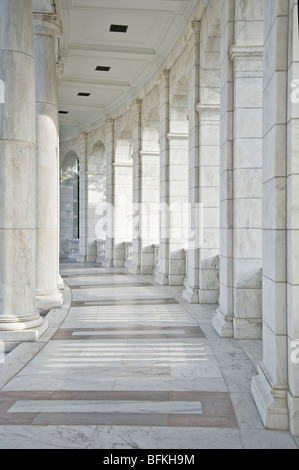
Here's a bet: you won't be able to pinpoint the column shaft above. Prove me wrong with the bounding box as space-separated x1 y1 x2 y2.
156 71 170 286
34 14 63 308
130 100 142 275
184 21 201 304
0 0 43 332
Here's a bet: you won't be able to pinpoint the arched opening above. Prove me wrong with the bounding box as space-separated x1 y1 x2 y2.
60 151 80 259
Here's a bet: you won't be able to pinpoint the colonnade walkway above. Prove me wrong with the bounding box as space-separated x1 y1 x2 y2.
0 263 298 449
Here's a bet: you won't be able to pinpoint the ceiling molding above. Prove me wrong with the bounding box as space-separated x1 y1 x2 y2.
59 100 105 110
60 76 131 90
68 44 156 61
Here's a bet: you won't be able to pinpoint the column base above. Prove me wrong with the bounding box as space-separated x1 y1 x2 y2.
0 317 48 342
251 364 289 431
233 318 262 340
103 259 114 268
58 275 64 290
129 263 141 275
36 290 63 309
212 307 234 338
183 285 199 304
288 393 299 437
155 272 169 286
199 290 219 304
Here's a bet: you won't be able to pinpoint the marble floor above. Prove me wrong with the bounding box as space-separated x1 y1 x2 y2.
0 262 298 449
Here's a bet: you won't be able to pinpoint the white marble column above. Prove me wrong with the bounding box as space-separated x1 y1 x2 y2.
230 45 263 339
214 0 264 338
78 133 88 263
139 150 160 274
252 0 290 432
183 22 201 304
56 62 65 291
197 104 220 304
168 133 189 286
156 71 171 286
130 100 142 275
213 0 235 337
0 0 44 334
104 120 115 267
34 13 63 308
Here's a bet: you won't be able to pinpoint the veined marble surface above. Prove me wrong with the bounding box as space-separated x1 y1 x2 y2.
0 263 297 449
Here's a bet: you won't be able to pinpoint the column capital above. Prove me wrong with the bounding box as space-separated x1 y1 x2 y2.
229 45 263 61
33 13 63 38
105 118 115 129
229 45 264 77
162 69 171 81
185 20 200 44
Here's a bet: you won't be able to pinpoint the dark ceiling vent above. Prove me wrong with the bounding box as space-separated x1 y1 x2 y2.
77 92 91 97
96 66 111 72
59 111 69 114
110 24 128 33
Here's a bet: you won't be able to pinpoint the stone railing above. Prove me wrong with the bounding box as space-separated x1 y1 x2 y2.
153 244 160 276
68 238 79 260
124 242 133 268
96 239 106 265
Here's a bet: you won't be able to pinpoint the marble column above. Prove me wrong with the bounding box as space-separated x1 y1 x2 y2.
213 0 235 337
0 0 44 334
183 21 201 304
130 100 142 275
34 13 63 308
156 71 171 286
78 133 88 263
167 132 189 286
104 120 115 267
197 104 220 304
56 62 65 291
230 45 263 339
139 150 160 274
252 0 290 431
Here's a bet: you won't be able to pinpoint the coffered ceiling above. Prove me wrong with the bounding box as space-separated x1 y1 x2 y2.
56 0 198 139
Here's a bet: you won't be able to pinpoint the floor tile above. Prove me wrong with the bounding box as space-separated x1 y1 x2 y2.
0 262 297 449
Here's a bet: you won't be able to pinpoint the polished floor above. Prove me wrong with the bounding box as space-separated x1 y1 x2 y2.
0 263 298 449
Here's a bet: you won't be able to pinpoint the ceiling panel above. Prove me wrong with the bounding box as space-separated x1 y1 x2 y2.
57 0 198 138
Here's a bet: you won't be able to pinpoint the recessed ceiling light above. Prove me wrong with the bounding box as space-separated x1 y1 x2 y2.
110 24 128 33
96 66 111 72
77 92 91 97
59 111 69 114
